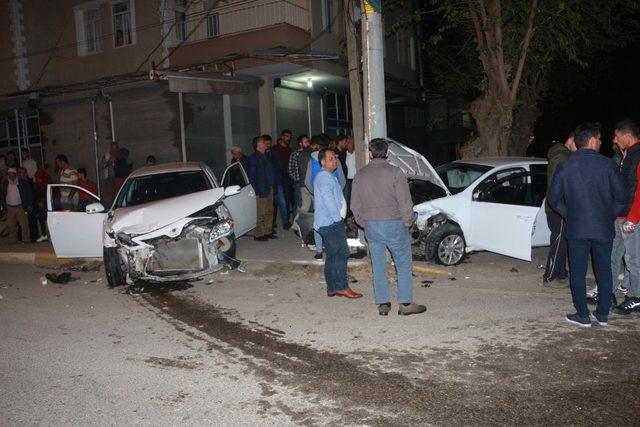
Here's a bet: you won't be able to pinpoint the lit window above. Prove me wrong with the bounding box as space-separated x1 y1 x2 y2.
113 1 133 47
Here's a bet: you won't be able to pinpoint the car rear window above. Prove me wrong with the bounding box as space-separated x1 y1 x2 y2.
114 171 212 208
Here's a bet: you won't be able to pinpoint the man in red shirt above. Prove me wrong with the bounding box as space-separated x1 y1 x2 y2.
76 168 98 211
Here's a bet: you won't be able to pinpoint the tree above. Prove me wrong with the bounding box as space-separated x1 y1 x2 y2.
424 0 640 157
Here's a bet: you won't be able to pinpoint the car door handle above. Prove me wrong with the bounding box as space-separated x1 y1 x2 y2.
516 215 532 221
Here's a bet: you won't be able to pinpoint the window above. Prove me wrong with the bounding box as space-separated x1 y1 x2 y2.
114 171 212 208
436 163 492 194
409 36 416 70
175 0 187 42
222 163 249 188
206 13 219 38
325 92 352 136
84 8 102 53
113 1 133 47
476 172 547 207
322 0 332 31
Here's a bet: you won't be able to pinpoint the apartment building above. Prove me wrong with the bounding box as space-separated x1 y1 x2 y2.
0 0 423 189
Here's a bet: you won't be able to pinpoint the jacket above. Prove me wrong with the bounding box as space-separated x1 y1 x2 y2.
304 151 345 193
248 151 274 198
350 158 414 227
619 142 640 217
545 143 571 213
1 177 34 212
297 147 313 184
547 149 627 240
266 149 283 186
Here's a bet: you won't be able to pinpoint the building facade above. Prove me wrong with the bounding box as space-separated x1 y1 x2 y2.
0 0 423 193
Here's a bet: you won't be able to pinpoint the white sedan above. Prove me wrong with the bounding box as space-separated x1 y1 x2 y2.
393 150 550 265
47 161 256 285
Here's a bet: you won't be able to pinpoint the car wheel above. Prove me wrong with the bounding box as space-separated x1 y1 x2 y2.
103 246 126 287
425 224 466 266
217 233 237 264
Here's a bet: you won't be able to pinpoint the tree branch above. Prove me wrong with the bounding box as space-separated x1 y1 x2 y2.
467 0 491 72
510 0 538 103
491 0 509 96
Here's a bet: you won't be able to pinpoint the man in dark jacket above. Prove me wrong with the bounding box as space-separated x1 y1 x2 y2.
543 133 576 287
248 136 275 241
548 122 627 327
1 167 34 243
611 119 640 315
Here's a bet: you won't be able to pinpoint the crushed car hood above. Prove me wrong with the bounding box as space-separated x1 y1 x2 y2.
108 188 225 235
387 140 450 195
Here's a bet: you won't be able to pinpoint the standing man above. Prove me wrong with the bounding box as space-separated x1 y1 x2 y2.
230 146 249 170
273 131 293 227
100 141 119 206
1 168 33 243
351 138 426 316
20 149 38 180
264 134 289 231
288 135 309 226
314 148 362 299
611 119 640 315
54 154 78 209
248 136 275 241
543 133 577 287
344 138 357 215
548 123 627 327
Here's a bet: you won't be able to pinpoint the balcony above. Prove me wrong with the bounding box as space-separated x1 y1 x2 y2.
171 0 310 46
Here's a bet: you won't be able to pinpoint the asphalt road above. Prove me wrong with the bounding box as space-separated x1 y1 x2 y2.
1 249 639 425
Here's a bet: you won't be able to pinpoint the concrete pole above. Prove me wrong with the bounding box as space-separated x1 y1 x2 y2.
344 0 366 170
360 0 387 154
91 98 101 196
178 92 187 162
14 109 22 167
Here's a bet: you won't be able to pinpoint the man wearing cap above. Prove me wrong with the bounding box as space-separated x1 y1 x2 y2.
0 167 33 243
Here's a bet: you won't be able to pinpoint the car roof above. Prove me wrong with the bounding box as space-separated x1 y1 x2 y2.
450 157 547 168
128 162 207 178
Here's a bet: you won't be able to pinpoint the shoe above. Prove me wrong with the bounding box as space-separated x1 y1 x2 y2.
587 293 617 308
328 288 363 299
613 296 640 315
617 284 629 296
590 312 609 326
565 313 591 328
314 253 323 260
253 236 268 242
398 303 427 316
586 286 598 299
36 234 49 242
283 222 292 230
378 303 391 316
543 277 569 289
266 233 278 239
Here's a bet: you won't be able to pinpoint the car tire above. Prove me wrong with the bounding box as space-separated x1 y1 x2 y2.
103 246 126 287
425 224 466 266
217 233 237 265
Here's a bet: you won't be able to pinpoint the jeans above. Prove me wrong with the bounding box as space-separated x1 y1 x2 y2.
344 179 353 216
255 189 274 237
568 238 613 318
618 219 640 297
611 219 630 291
365 220 414 305
314 230 323 254
292 183 302 220
273 185 289 227
317 221 349 294
543 210 568 282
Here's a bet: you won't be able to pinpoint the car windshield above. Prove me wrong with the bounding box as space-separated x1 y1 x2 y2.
436 163 492 194
114 170 212 208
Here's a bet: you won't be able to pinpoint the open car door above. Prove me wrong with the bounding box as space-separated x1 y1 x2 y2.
221 162 256 237
47 184 107 258
468 171 547 261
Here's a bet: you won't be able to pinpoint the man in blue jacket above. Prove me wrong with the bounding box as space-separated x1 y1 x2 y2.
248 136 275 241
548 122 627 327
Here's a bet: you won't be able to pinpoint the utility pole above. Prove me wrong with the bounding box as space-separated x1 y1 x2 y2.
360 0 387 149
343 0 365 169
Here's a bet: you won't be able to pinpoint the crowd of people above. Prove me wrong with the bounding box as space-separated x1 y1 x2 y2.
544 119 640 327
243 131 425 315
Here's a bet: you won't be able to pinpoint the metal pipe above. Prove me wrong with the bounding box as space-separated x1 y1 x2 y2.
178 92 187 162
91 98 101 196
320 96 325 133
306 94 312 136
222 94 233 165
109 99 116 142
14 109 22 167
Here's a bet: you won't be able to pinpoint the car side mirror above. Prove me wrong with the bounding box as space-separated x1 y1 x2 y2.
86 202 105 214
224 185 240 197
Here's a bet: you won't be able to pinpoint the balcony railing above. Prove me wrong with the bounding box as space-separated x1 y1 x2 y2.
170 0 309 46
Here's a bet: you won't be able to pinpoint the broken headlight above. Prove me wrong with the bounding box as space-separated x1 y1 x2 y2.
116 232 136 247
209 218 233 242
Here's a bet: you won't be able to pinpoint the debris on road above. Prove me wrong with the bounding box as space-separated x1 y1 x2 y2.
510 267 519 273
40 276 48 286
449 277 457 281
45 272 73 284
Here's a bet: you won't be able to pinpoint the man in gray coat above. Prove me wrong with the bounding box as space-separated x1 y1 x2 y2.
351 138 426 316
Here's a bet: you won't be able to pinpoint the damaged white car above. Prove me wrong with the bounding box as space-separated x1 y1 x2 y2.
389 144 550 265
47 162 256 286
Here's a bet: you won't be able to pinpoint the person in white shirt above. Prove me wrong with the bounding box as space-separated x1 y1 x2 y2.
20 149 38 180
344 138 357 215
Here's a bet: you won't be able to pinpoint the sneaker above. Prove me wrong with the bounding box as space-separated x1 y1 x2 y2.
253 236 268 242
590 312 609 326
314 253 323 260
565 313 591 328
283 222 292 230
586 286 598 299
587 293 617 308
35 234 49 242
613 296 640 315
398 303 427 316
265 233 278 239
378 303 391 316
617 284 629 296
